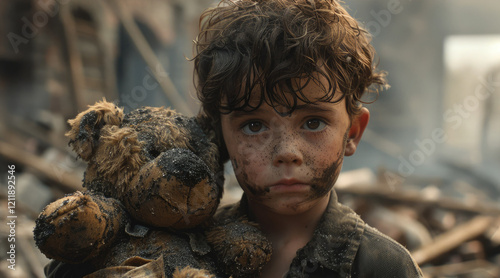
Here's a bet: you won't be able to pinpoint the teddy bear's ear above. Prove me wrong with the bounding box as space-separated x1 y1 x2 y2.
66 99 124 161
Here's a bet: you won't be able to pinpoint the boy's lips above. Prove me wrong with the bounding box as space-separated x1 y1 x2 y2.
268 178 310 193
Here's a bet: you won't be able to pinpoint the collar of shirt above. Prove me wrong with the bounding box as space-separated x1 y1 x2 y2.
287 190 365 277
215 190 365 277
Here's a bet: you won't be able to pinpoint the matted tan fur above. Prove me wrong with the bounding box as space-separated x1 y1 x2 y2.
95 125 145 193
173 266 215 278
66 99 124 161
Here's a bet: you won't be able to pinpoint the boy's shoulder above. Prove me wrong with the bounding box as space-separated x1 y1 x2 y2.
352 223 424 277
295 198 423 277
327 197 423 277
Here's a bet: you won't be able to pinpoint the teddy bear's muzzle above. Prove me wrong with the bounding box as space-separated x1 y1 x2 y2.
124 148 221 230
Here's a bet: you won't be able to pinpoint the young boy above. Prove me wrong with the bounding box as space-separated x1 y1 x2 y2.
194 0 424 277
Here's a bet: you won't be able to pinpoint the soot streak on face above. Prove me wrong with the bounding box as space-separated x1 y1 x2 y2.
308 153 343 199
306 128 349 201
231 156 268 197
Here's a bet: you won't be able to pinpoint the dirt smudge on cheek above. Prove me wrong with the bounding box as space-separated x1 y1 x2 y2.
231 131 275 198
230 155 270 197
239 171 269 197
308 128 350 199
308 139 346 201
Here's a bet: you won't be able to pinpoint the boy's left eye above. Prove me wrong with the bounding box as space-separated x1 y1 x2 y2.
242 121 268 135
303 119 326 131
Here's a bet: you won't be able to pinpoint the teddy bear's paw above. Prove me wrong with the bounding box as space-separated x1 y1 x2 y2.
33 191 125 263
173 266 215 278
125 148 221 230
206 221 272 278
66 99 124 161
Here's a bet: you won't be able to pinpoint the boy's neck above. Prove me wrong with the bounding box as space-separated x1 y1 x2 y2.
247 192 331 278
247 192 331 242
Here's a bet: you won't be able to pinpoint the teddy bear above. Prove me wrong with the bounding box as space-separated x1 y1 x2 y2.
33 99 272 278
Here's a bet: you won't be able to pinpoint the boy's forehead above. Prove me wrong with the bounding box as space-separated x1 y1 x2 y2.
224 97 347 123
223 88 345 118
223 69 340 108
234 66 338 97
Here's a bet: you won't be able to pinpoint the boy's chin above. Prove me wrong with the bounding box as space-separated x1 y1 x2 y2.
256 193 330 216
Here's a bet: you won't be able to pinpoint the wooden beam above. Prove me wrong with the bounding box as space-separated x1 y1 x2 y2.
336 184 500 216
60 4 87 113
411 215 496 265
0 140 81 192
421 259 500 277
109 0 194 116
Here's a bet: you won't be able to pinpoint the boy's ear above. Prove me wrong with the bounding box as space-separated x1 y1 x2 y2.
345 107 370 156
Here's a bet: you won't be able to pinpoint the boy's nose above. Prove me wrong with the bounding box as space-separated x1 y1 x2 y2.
272 138 303 166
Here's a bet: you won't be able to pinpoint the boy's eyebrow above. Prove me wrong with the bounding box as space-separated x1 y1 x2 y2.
294 103 334 113
227 109 264 120
227 103 334 120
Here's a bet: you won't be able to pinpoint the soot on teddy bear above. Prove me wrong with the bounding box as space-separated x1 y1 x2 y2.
33 100 272 278
66 102 223 229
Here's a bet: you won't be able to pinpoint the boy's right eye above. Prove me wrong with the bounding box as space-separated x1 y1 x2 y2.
242 121 268 135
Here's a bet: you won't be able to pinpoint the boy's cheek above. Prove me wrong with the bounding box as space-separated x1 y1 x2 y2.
233 140 272 166
230 155 256 175
235 136 272 155
240 159 266 179
310 153 344 190
233 163 269 196
231 156 268 185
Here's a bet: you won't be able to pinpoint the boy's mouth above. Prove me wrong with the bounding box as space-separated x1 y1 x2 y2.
268 178 310 193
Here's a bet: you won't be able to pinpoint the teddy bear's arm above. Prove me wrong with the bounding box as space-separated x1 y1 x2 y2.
206 220 272 278
34 191 128 264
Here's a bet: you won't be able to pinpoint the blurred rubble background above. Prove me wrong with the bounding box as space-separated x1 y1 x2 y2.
0 0 499 277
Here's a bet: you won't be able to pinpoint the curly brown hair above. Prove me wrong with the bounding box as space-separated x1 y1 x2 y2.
193 0 387 157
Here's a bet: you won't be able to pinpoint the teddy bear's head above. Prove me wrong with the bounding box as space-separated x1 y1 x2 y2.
65 100 223 229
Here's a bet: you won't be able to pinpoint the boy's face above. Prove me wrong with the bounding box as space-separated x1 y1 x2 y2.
220 77 369 216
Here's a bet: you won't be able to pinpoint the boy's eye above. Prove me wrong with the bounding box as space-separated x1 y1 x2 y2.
303 119 326 131
242 121 268 135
